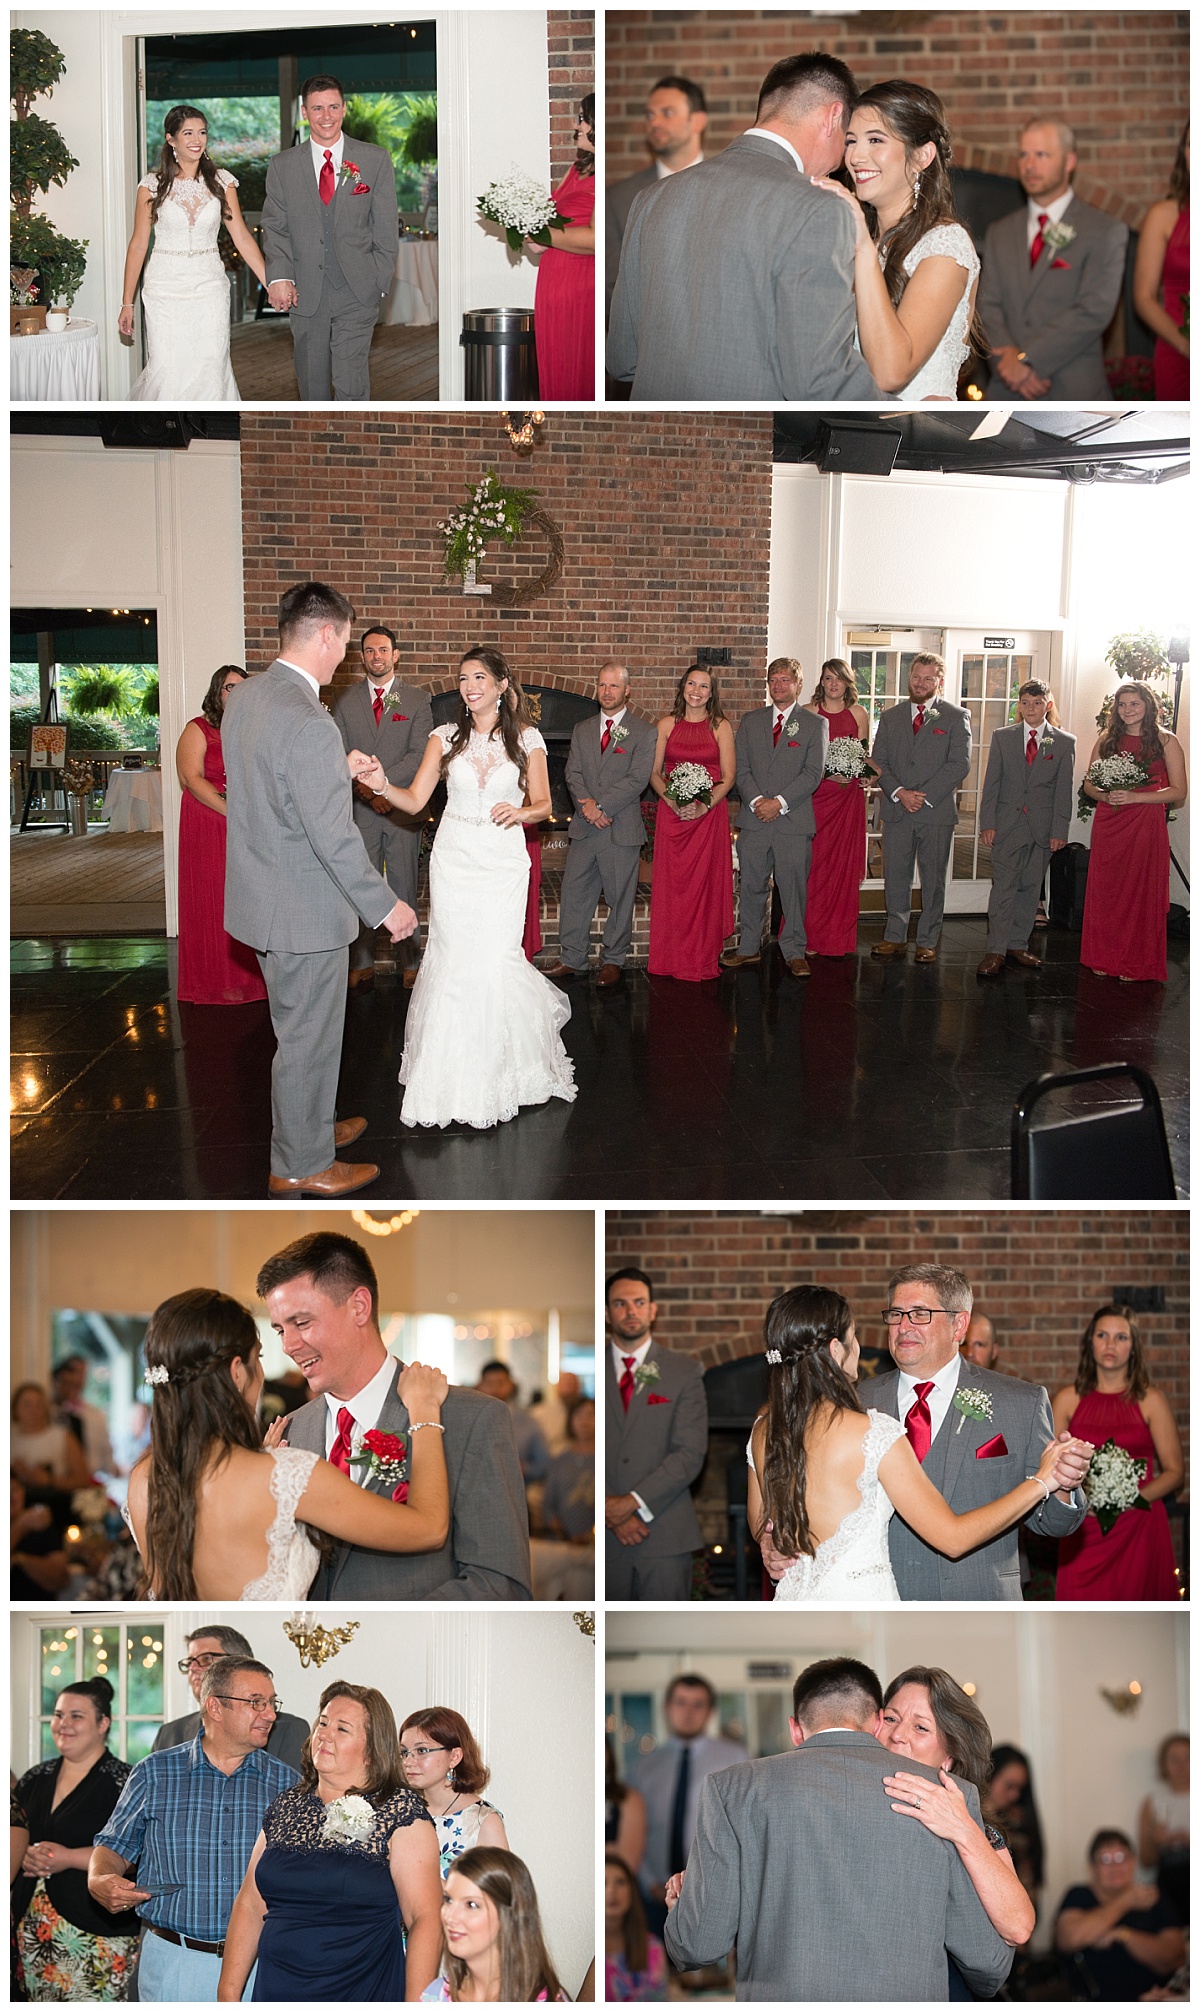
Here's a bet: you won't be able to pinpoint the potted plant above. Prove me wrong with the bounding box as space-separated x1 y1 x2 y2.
10 28 88 324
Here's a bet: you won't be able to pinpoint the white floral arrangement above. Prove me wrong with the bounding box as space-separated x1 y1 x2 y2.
477 167 568 252
1077 752 1151 823
438 470 536 584
663 761 713 810
1084 1435 1149 1535
824 738 868 782
322 1794 377 1847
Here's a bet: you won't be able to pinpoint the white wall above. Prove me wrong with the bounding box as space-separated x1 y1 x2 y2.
11 433 245 934
12 1606 596 1993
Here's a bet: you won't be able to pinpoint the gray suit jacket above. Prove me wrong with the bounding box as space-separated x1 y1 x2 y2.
629 1733 749 1892
331 675 434 837
979 193 1127 399
564 710 656 848
980 722 1076 845
262 139 399 312
605 164 657 316
284 1379 532 1601
664 1731 1014 2001
735 705 828 846
872 699 972 830
222 662 396 954
874 1362 1086 1600
153 1709 309 1775
606 135 879 400
605 1343 707 1563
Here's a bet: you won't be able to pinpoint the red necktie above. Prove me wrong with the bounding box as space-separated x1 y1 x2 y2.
772 713 783 747
330 1406 355 1475
1026 729 1038 766
619 1356 636 1412
912 706 925 736
600 718 612 754
1029 210 1049 267
373 687 385 726
320 150 335 206
905 1382 936 1463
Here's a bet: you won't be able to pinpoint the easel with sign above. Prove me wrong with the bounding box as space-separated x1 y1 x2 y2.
20 689 69 832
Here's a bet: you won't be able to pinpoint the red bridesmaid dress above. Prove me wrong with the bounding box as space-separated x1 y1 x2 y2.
177 718 267 1004
648 720 734 981
533 164 595 399
523 831 543 960
1079 736 1171 981
1055 1390 1178 1600
1154 205 1190 401
805 707 867 956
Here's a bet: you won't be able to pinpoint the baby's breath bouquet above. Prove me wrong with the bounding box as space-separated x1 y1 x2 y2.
1076 752 1150 823
477 167 569 252
663 761 713 811
1084 1436 1149 1536
824 738 868 783
438 470 536 584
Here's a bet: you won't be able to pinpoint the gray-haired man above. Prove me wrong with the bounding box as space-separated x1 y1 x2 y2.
154 1628 310 1772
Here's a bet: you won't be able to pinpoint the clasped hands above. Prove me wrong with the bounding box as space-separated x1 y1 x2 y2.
991 345 1051 399
579 797 612 829
343 751 418 941
267 279 299 312
605 1492 649 1546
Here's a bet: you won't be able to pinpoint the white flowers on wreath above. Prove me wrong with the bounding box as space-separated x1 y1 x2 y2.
322 1794 377 1847
437 470 537 584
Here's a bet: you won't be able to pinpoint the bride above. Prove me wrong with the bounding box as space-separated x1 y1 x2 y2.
125 1287 449 1599
746 1286 1085 1602
357 647 577 1131
811 81 981 400
120 105 266 401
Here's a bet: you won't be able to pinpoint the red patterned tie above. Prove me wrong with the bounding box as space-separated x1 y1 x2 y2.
330 1406 355 1475
905 1382 936 1463
772 712 783 747
320 149 335 205
619 1356 636 1412
1026 729 1038 766
912 705 925 737
373 687 385 726
600 718 612 754
1029 210 1049 267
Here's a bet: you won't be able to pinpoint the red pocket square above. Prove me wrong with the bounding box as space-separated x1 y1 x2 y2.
975 1433 1009 1459
392 713 408 722
354 184 371 195
646 1392 671 1406
933 727 946 736
1051 257 1070 269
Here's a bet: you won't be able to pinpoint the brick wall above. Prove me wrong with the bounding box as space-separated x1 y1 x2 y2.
605 10 1190 220
606 1209 1190 1474
548 10 596 185
239 413 774 715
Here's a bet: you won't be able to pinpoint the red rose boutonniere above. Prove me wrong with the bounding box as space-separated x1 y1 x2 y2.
351 1427 409 1496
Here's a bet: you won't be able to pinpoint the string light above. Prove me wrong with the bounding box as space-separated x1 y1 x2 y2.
350 1209 420 1237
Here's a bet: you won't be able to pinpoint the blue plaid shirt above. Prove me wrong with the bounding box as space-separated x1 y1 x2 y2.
94 1732 297 1942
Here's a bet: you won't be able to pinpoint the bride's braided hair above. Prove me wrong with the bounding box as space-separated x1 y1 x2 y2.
141 1288 263 1600
758 1285 863 1561
441 646 534 790
149 106 231 225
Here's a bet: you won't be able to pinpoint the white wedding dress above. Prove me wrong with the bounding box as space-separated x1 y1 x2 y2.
749 1409 905 1602
861 221 980 401
124 1445 321 1600
400 724 577 1129
131 169 239 401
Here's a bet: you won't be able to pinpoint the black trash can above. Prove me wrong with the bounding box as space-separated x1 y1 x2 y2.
460 308 539 400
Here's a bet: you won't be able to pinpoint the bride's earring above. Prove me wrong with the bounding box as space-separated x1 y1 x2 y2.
910 171 921 204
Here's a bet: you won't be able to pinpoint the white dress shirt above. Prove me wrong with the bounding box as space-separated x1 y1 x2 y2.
744 127 805 175
611 1336 655 1520
278 656 320 697
655 154 705 179
898 1351 963 1447
1026 188 1073 249
310 133 346 190
600 704 628 734
369 672 396 709
322 1351 400 1475
750 708 793 815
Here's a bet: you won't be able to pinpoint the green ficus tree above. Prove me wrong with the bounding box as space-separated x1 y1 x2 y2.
10 27 88 309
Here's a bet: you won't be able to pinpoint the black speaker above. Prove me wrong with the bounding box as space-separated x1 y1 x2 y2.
816 423 902 476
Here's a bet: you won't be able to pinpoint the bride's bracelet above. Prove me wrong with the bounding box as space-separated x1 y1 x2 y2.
409 1420 445 1434
1026 1473 1052 1501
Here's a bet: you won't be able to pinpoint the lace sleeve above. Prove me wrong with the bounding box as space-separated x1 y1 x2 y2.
520 726 547 756
903 223 979 280
268 1444 322 1519
864 1409 908 1471
215 169 239 190
378 1787 436 1836
137 172 158 194
432 722 456 752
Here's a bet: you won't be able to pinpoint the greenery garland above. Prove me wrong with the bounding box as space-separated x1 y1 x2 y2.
438 471 565 606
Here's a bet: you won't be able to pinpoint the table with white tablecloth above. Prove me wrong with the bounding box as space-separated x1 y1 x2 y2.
103 768 163 833
384 239 439 326
10 319 101 401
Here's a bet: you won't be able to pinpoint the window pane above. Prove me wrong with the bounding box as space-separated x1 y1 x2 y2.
41 1626 79 1714
961 654 984 698
716 1690 748 1749
83 1626 120 1690
41 1722 58 1761
985 655 1011 698
126 1628 165 1717
125 1721 160 1765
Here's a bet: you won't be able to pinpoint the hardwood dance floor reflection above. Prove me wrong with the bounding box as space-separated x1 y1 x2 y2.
229 320 439 400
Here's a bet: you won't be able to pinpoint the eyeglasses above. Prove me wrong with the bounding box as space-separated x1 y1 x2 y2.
178 1653 225 1674
1095 1851 1132 1865
881 1306 948 1326
213 1694 281 1714
398 1744 448 1760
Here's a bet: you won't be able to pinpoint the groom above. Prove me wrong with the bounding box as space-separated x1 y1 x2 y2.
261 1231 533 1601
606 52 879 399
262 74 399 400
664 1656 1013 2001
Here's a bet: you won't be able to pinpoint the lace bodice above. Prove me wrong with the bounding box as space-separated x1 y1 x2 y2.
751 1408 905 1603
241 1446 322 1601
882 222 979 401
262 1784 432 1858
139 169 236 255
432 723 546 823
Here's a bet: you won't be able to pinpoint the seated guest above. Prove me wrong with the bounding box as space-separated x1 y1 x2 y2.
10 1473 70 1600
11 1384 91 1491
476 1362 550 1484
154 1625 310 1772
13 1677 139 2003
604 1742 646 1873
51 1357 116 1480
421 1847 568 2001
543 1398 595 1542
530 1372 581 1457
605 1852 667 2001
1139 1735 1189 1925
1055 1827 1185 1999
399 1707 509 1874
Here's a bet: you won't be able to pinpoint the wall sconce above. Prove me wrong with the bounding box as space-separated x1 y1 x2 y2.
284 1614 360 1668
1100 1681 1142 1715
351 1209 421 1237
501 409 545 455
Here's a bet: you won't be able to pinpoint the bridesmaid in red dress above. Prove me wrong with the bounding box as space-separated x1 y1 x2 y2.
648 666 736 981
1079 683 1188 982
531 98 596 399
523 833 543 961
1051 1302 1183 1601
803 657 873 956
1133 123 1190 400
175 665 267 1005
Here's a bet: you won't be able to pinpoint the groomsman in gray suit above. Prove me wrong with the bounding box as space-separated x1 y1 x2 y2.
605 76 708 316
332 626 434 992
223 582 416 1198
871 654 971 962
979 119 1127 401
607 53 879 399
262 75 400 400
664 1657 1014 2001
723 659 827 978
977 680 1076 978
545 662 656 989
605 1269 707 1600
264 1232 533 1601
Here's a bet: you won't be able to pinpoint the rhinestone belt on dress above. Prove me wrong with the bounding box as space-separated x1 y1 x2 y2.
152 247 221 257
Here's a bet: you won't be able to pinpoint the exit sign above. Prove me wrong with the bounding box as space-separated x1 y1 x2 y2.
984 636 1015 649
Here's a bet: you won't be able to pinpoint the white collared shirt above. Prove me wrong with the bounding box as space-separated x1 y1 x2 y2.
1022 718 1051 751
278 656 320 697
898 1351 963 1447
1026 188 1073 249
749 708 793 815
309 133 346 189
654 153 705 179
744 127 805 175
369 673 396 707
611 1337 654 1520
322 1352 400 1475
601 705 627 733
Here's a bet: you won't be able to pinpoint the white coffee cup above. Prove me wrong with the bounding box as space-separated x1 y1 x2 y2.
46 308 69 332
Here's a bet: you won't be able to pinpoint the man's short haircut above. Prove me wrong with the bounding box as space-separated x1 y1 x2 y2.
257 1231 380 1321
278 581 354 645
52 1356 86 1378
1022 115 1076 154
889 1263 973 1318
910 651 947 681
479 1359 511 1380
361 624 398 652
188 1624 254 1658
199 1656 274 1706
302 74 345 103
757 52 858 125
598 660 631 685
605 1267 654 1303
666 1672 717 1710
791 1656 883 1726
651 74 707 115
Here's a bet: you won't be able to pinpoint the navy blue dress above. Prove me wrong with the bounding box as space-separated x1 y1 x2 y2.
253 1785 433 2002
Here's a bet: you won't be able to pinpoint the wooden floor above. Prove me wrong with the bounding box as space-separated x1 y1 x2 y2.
229 319 440 401
11 829 166 935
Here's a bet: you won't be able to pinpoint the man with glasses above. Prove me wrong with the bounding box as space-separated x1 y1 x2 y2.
154 1628 309 1772
89 1656 297 2000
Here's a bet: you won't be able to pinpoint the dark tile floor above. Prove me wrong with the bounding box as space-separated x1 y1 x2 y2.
10 923 1189 1201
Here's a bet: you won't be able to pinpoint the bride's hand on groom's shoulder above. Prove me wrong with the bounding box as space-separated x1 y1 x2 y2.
398 1359 449 1420
809 176 871 247
262 1415 290 1450
664 1872 685 1910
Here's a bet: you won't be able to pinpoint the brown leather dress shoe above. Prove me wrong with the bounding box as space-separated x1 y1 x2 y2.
596 963 623 988
1006 949 1043 968
871 940 906 959
720 949 760 969
543 961 585 981
334 1116 368 1149
977 953 1006 979
347 966 374 991
268 1160 379 1199
787 956 812 979
913 945 938 963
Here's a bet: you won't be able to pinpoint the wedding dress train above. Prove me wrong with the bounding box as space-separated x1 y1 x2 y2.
751 1409 906 1602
